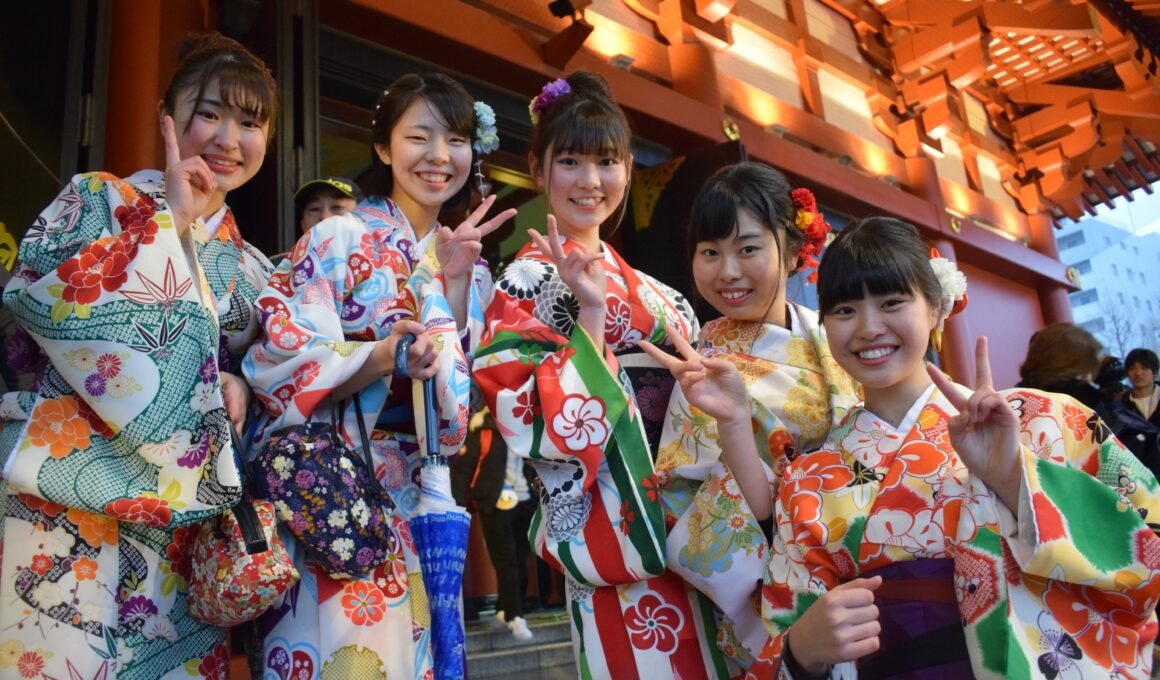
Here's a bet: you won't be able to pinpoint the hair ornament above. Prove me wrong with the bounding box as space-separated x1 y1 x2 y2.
472 101 500 156
789 187 832 283
529 78 572 125
928 248 968 350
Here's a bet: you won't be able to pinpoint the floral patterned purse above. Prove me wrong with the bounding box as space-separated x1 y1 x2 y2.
251 395 397 579
187 429 300 626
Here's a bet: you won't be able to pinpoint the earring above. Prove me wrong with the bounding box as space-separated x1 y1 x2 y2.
930 328 943 352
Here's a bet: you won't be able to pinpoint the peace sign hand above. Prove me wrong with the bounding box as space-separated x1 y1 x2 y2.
160 114 216 237
527 215 606 310
640 325 748 425
436 194 517 281
927 336 1023 509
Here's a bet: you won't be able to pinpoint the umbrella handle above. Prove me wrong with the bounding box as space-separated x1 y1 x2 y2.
394 331 442 460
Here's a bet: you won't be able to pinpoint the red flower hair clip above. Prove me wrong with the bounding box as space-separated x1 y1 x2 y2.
789 187 832 283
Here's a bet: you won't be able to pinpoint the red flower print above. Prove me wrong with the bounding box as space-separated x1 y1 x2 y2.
57 240 131 304
16 651 45 678
72 556 98 581
27 396 92 459
20 494 66 517
512 391 537 426
95 353 122 379
29 553 53 576
342 581 386 626
625 593 684 654
787 451 854 494
604 297 632 346
619 500 635 536
642 474 658 503
197 643 230 680
1043 579 1147 668
165 524 198 581
103 496 172 527
952 544 1001 624
1062 402 1088 441
114 198 157 235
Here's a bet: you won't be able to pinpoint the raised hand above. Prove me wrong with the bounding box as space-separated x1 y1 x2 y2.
436 194 517 281
640 326 748 425
527 215 606 310
789 576 883 675
927 336 1022 509
160 114 216 236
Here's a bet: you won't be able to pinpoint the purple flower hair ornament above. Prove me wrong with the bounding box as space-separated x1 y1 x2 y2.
528 78 572 124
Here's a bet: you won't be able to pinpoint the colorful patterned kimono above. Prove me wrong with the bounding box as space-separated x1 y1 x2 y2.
474 238 720 679
656 305 859 671
748 385 1160 679
0 170 272 679
242 196 483 680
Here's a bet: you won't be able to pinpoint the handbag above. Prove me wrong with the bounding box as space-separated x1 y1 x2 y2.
187 428 300 626
251 394 396 579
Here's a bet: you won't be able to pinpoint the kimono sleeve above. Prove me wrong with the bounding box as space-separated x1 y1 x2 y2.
995 389 1160 593
747 460 854 680
473 275 666 587
242 215 390 433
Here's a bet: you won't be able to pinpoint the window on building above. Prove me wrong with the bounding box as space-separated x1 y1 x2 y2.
1118 292 1125 304
1106 237 1113 246
1149 300 1155 312
1075 259 1092 275
1112 264 1119 276
1057 232 1085 250
1135 296 1141 306
1134 246 1140 255
1121 242 1127 250
1081 318 1106 333
1070 289 1099 306
1128 268 1134 279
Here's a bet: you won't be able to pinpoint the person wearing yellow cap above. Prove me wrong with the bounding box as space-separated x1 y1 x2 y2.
295 175 365 233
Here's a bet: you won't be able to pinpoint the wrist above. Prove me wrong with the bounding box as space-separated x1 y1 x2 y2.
784 629 831 679
373 339 396 376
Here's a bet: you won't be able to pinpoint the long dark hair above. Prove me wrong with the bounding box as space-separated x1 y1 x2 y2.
528 71 633 234
365 73 476 211
817 216 941 320
162 33 278 142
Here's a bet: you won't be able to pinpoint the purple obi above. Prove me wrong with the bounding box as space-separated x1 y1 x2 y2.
857 558 972 680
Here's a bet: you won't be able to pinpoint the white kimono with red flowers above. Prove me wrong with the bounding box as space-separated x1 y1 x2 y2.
1 170 271 680
474 238 743 679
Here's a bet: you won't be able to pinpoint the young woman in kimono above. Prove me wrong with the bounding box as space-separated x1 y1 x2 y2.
242 72 514 679
0 34 277 679
472 71 710 679
742 217 1160 679
638 162 860 673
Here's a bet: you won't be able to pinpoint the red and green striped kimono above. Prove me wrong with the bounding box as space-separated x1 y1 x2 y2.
475 237 731 679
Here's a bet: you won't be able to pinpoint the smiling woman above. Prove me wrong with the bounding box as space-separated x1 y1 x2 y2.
0 32 277 679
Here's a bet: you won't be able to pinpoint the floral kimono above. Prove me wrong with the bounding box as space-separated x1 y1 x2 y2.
655 305 859 671
0 170 272 679
242 196 484 680
748 385 1160 679
474 238 718 679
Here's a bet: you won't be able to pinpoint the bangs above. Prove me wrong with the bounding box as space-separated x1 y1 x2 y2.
818 230 925 314
422 87 474 137
687 184 742 257
551 103 630 158
207 60 277 122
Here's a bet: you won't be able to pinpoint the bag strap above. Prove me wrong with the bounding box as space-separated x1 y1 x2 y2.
352 392 375 480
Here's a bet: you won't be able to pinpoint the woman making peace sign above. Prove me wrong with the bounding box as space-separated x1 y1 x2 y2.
1 34 276 678
742 217 1160 679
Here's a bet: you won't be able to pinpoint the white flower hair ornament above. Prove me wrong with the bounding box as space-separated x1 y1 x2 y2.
928 248 968 352
472 100 500 195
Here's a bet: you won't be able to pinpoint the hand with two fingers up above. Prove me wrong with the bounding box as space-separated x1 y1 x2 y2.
436 193 517 281
160 114 217 236
927 336 1023 510
639 325 748 426
527 216 608 347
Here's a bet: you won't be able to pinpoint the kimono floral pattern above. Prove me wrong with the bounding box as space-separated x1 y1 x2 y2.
655 307 859 670
244 196 487 680
747 387 1160 680
475 238 732 680
1 170 272 679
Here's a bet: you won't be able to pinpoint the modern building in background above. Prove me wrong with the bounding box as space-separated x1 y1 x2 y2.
1056 217 1160 357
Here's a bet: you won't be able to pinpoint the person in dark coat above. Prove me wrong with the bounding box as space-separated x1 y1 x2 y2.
453 408 537 641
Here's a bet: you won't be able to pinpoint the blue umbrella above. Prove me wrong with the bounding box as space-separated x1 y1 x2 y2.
398 334 471 680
